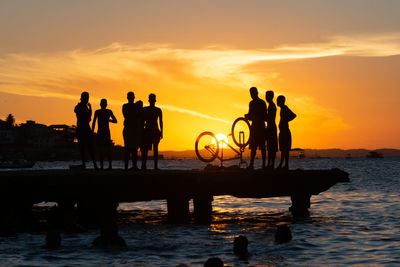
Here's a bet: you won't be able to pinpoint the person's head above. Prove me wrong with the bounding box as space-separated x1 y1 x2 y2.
275 225 292 243
149 93 156 105
277 95 285 107
80 91 89 104
250 87 258 100
204 257 223 267
100 99 107 109
266 90 274 102
137 100 143 108
127 91 135 102
233 235 248 256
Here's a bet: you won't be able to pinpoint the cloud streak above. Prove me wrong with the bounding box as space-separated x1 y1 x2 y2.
2 32 400 88
1 32 399 125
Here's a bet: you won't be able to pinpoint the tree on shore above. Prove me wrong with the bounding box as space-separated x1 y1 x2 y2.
6 114 15 127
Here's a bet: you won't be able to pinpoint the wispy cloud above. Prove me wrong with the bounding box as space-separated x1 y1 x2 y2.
160 104 231 124
1 32 399 124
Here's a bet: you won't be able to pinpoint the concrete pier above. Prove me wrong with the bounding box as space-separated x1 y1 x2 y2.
0 168 349 225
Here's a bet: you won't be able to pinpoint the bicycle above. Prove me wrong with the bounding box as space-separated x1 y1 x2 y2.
195 117 251 167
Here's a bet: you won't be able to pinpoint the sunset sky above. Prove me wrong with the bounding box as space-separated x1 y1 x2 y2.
1 0 399 150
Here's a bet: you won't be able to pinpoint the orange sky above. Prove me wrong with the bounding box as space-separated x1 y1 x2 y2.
0 1 399 150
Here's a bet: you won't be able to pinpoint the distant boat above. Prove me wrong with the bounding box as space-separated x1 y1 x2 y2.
345 153 352 159
0 159 36 169
366 151 384 158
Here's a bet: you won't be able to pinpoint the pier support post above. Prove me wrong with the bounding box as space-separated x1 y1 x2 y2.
0 200 33 234
77 199 103 229
58 200 78 232
193 195 213 224
93 200 126 248
167 197 190 223
290 193 311 217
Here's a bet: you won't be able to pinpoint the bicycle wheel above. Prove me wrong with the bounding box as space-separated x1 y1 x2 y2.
231 117 251 148
195 132 219 162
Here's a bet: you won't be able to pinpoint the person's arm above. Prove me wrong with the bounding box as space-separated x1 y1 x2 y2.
245 102 252 120
91 111 97 132
264 102 268 122
122 104 127 118
110 110 117 123
287 107 296 122
88 103 92 116
159 109 163 139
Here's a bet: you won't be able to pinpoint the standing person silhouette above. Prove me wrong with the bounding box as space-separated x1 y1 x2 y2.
74 91 98 169
265 90 278 170
277 95 296 170
245 87 267 170
122 92 143 170
92 99 117 170
141 93 163 170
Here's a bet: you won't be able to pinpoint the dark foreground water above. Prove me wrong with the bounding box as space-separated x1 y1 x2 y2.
1 158 399 266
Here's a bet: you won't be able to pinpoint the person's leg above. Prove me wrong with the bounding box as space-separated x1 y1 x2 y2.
132 149 138 169
277 151 284 168
284 151 289 170
141 149 148 170
107 146 112 170
79 141 86 168
270 151 276 169
154 144 159 170
124 148 130 170
261 148 266 169
88 138 98 169
249 148 256 169
99 146 104 170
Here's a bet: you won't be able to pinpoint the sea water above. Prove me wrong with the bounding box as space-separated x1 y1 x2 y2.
0 157 399 266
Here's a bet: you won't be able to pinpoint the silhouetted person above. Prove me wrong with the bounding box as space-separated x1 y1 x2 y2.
204 257 224 267
277 95 296 170
92 99 117 170
233 235 248 259
265 90 278 170
245 87 267 169
122 92 143 170
141 94 163 170
74 92 97 169
275 225 292 243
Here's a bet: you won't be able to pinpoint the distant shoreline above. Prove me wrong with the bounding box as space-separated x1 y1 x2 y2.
159 148 400 159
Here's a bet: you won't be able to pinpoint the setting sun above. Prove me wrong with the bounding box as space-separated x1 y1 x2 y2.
213 133 229 148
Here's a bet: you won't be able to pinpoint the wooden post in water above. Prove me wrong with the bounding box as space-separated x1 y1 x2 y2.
93 199 126 247
290 193 311 217
167 197 190 223
57 199 77 232
77 199 103 229
193 195 213 224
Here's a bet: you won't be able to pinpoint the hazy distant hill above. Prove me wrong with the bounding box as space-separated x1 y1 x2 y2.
302 148 400 158
160 148 400 159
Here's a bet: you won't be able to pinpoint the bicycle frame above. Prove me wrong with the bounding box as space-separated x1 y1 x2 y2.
216 133 247 167
195 117 250 168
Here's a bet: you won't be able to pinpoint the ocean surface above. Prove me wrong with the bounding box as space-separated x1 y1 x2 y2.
0 157 399 266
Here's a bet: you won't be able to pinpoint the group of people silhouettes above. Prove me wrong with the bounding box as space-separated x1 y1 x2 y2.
74 91 163 170
245 87 296 170
74 87 294 171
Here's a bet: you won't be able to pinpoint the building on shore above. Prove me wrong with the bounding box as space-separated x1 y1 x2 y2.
0 120 80 161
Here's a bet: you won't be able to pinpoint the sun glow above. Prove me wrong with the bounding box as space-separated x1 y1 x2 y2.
212 133 229 148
